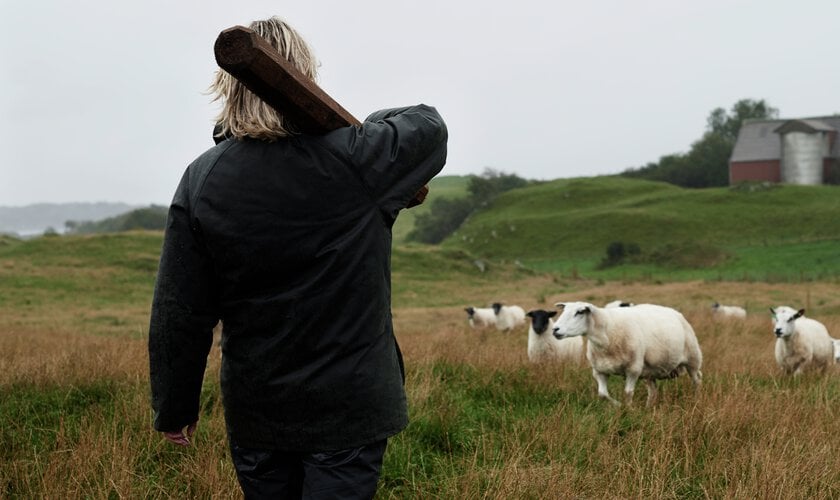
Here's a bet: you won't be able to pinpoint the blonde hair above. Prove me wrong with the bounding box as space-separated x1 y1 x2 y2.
210 16 319 141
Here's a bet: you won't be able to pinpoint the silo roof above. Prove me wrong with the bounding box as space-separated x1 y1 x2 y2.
774 119 835 134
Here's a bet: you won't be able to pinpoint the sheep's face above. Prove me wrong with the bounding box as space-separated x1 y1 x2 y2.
464 307 475 317
552 302 592 339
526 309 556 335
770 306 804 338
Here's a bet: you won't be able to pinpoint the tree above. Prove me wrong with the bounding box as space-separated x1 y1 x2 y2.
707 99 779 142
623 98 779 188
407 197 475 244
467 168 529 206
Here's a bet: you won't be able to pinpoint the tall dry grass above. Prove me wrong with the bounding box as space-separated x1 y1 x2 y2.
387 281 840 498
3 279 840 498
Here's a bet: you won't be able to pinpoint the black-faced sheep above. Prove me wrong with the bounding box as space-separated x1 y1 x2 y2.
464 306 496 328
526 309 584 363
712 302 747 319
492 302 526 332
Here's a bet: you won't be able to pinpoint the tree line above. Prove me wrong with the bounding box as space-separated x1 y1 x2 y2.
621 98 779 188
64 205 168 234
407 169 530 244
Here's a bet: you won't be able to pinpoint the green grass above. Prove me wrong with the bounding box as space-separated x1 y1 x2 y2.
444 176 840 260
523 240 840 283
0 231 161 335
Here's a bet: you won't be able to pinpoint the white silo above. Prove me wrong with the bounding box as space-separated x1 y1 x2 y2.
776 120 831 185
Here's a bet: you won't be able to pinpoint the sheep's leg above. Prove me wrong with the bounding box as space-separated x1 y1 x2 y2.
623 373 639 406
593 370 620 406
645 379 658 407
688 366 703 392
792 360 804 377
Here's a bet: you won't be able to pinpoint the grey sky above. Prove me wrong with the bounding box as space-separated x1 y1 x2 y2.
1 0 838 206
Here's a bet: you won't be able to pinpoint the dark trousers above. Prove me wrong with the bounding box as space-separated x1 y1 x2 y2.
230 439 387 500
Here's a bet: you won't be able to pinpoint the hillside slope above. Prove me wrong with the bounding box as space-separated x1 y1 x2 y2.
442 176 840 261
392 175 470 243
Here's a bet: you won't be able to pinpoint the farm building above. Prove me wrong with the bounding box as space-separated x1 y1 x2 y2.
729 116 840 185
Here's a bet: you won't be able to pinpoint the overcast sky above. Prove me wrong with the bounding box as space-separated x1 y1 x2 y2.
1 0 838 206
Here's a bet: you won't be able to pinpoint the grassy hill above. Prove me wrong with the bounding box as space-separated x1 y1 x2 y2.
442 176 840 280
392 175 470 243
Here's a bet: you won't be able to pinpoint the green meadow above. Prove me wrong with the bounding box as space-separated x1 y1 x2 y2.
3 176 840 498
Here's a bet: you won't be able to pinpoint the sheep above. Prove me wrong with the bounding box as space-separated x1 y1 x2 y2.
464 306 496 328
605 300 634 308
769 306 836 375
552 301 703 406
835 339 840 363
526 309 584 363
492 302 526 332
712 302 747 319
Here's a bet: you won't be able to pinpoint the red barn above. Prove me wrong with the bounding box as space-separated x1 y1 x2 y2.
729 116 840 185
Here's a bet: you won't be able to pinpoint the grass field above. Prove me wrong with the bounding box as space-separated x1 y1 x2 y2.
3 229 840 498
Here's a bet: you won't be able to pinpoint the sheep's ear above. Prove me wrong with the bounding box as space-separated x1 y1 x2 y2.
769 307 775 316
526 310 535 318
795 309 805 319
554 302 565 310
548 311 557 318
582 306 591 315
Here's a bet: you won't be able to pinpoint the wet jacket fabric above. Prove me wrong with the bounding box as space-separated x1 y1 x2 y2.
149 104 447 450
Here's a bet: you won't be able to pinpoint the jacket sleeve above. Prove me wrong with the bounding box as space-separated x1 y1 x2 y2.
148 168 219 432
345 104 448 218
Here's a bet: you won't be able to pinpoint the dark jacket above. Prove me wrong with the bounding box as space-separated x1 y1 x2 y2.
149 105 447 450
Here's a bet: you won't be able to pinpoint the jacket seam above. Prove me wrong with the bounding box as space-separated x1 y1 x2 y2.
309 131 387 224
189 140 236 210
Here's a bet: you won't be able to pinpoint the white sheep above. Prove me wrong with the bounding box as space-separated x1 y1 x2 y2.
464 306 496 328
492 302 526 332
712 302 747 319
552 301 703 406
834 339 840 363
605 300 634 308
770 306 836 375
525 309 584 363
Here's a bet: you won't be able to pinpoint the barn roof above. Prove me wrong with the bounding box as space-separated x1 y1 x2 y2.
730 116 840 162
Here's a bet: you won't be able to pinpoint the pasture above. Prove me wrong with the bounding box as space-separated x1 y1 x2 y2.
2 232 840 498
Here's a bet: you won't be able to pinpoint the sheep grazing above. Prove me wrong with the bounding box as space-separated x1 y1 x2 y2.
552 301 703 406
770 306 836 375
526 309 584 363
605 300 634 308
464 306 497 328
712 302 747 320
492 302 526 332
